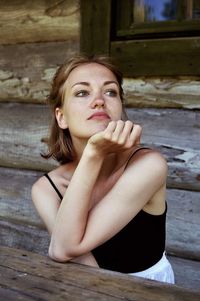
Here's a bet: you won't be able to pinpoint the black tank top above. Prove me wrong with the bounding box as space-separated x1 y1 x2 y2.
92 207 166 273
44 147 166 273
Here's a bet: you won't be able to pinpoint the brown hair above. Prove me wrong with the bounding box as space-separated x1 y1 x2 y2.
43 54 124 164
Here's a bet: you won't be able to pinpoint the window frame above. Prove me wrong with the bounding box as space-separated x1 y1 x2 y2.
80 0 200 76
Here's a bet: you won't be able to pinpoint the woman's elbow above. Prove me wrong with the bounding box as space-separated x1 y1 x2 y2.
48 243 72 263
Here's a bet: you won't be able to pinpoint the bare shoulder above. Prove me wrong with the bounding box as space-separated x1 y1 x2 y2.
31 173 54 204
31 163 72 203
125 147 168 183
130 147 167 168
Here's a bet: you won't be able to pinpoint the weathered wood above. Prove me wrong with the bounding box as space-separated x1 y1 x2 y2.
123 77 200 109
169 256 200 291
166 189 200 261
111 37 200 76
0 103 199 190
0 41 78 103
0 265 120 301
0 167 43 226
0 0 79 45
126 108 200 191
80 0 111 55
0 167 199 261
0 219 49 256
0 246 200 300
0 103 56 171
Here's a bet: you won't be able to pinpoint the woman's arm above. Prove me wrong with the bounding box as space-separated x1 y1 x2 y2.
31 177 99 267
48 121 167 262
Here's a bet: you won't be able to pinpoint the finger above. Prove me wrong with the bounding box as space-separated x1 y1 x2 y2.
128 124 142 146
118 120 134 144
104 121 117 139
111 120 125 142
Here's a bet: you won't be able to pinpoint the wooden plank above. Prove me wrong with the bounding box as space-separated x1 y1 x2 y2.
0 167 43 226
80 0 111 55
0 219 49 256
0 0 79 45
0 167 199 260
0 246 200 300
126 108 200 191
1 103 199 190
0 103 56 171
169 256 200 291
0 41 78 103
0 265 121 301
123 77 200 110
111 37 200 76
166 189 200 260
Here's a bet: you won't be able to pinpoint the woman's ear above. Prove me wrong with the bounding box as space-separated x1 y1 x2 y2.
55 107 68 129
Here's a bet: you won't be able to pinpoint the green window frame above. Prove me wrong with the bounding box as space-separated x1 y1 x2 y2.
80 0 200 76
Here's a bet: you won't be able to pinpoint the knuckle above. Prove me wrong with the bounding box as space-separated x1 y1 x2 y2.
104 132 111 140
118 138 125 145
125 120 133 127
111 135 118 143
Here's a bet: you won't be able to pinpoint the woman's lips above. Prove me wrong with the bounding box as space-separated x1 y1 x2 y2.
88 112 110 120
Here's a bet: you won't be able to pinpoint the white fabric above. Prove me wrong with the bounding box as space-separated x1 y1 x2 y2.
129 252 175 284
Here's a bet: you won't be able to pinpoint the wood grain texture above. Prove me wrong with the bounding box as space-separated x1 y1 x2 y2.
169 256 200 291
0 103 199 190
0 219 49 255
111 37 200 76
0 246 200 299
123 77 200 109
0 0 80 45
166 189 200 261
0 41 79 103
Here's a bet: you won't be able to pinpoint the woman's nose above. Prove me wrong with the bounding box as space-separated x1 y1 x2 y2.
91 95 105 108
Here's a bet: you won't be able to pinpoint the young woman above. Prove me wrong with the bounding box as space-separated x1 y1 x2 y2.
32 55 174 283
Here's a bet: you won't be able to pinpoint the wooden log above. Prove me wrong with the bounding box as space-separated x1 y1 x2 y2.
0 167 199 261
126 107 200 191
123 77 200 110
0 265 121 301
169 256 200 291
111 37 200 76
0 103 199 190
0 0 79 45
166 189 200 261
0 219 49 256
0 41 79 103
0 167 43 227
0 246 200 299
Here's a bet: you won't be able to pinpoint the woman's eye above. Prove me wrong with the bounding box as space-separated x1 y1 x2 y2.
105 89 118 97
75 90 89 97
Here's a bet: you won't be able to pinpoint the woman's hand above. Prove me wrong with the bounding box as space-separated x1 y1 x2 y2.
86 120 142 157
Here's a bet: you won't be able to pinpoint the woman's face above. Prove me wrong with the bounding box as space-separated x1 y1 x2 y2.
56 63 123 143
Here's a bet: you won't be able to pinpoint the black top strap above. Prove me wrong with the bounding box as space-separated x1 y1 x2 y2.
124 146 150 170
44 173 63 201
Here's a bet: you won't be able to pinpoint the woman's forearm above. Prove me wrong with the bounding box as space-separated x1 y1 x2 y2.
49 148 104 261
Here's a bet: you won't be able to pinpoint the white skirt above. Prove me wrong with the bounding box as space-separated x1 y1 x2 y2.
129 252 175 284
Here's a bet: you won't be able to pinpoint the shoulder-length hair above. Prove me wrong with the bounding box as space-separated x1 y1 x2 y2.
43 54 124 164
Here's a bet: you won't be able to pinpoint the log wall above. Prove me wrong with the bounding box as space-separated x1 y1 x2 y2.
0 0 199 290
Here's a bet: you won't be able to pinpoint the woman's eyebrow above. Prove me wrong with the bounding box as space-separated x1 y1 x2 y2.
103 81 118 86
71 82 90 88
71 80 118 88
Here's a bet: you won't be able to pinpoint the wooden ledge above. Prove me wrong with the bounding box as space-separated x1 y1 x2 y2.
0 246 199 301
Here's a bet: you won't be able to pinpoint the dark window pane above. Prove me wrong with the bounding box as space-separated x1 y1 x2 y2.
133 0 177 24
193 0 200 19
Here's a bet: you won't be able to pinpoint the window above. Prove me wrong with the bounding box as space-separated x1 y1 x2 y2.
80 0 200 76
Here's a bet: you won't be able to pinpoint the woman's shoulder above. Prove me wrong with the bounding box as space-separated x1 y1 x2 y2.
31 163 73 201
124 146 168 178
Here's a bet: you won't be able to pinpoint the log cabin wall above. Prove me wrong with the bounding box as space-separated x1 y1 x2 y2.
0 0 199 290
